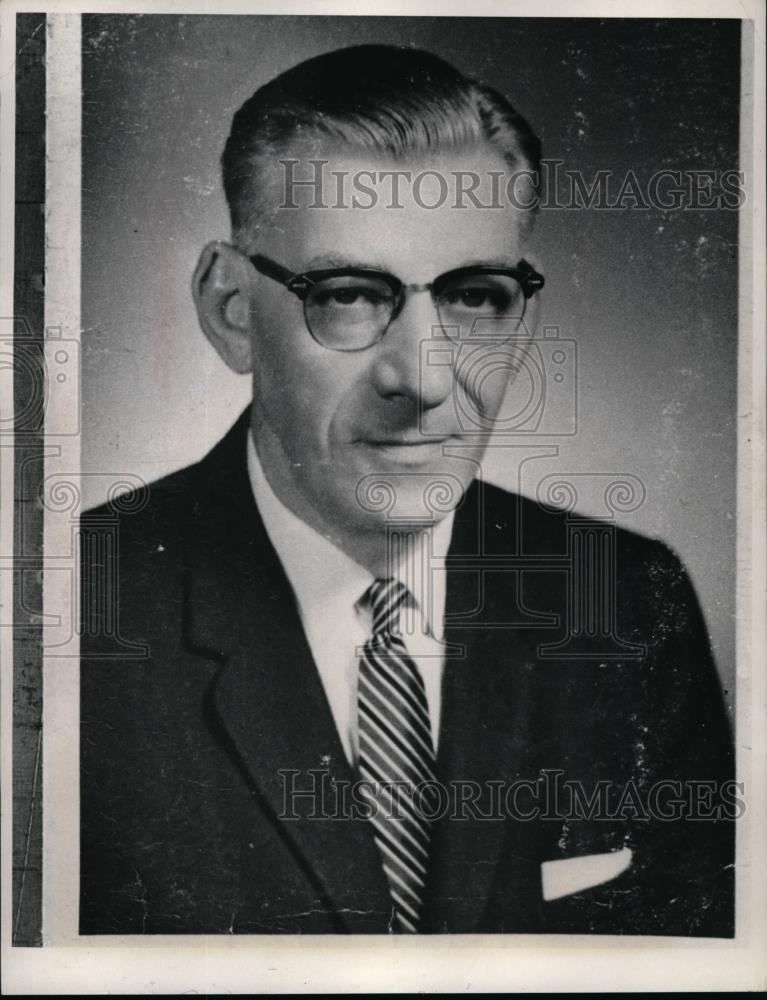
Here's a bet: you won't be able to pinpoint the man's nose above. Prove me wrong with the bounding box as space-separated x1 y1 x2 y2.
369 291 454 409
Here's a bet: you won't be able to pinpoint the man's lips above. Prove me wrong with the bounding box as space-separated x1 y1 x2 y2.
363 437 451 447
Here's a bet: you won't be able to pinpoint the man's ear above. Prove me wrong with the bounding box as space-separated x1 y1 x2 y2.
523 287 541 339
192 241 255 374
519 249 543 340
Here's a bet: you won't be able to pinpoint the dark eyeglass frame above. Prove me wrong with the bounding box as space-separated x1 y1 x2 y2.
248 252 545 352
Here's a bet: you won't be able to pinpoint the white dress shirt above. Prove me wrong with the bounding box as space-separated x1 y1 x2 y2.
247 433 454 767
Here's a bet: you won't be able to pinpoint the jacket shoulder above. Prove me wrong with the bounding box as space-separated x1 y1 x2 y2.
79 408 251 539
478 478 678 562
80 462 198 542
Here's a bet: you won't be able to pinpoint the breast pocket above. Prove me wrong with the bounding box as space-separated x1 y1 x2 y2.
541 846 633 901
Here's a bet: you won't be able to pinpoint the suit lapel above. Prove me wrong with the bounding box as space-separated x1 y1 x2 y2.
422 480 548 932
181 411 393 933
181 419 553 933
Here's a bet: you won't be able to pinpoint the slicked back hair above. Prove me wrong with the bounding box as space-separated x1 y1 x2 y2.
222 44 542 245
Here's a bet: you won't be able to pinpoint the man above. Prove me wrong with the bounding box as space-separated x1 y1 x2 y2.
80 44 735 935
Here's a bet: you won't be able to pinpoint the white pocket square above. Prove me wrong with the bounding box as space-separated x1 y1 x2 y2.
541 846 633 901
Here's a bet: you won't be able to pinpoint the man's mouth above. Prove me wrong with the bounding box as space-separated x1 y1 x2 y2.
363 436 452 447
354 436 459 467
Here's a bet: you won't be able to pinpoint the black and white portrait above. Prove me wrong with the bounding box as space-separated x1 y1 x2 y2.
5 5 764 993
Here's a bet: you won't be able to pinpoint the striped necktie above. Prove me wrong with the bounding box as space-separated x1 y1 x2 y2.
357 577 437 933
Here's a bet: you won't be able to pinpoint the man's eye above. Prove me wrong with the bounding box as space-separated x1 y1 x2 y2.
461 288 492 308
313 285 388 308
444 287 510 311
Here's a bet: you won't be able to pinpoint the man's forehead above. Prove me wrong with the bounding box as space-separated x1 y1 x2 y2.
254 141 532 273
263 138 523 204
264 201 527 277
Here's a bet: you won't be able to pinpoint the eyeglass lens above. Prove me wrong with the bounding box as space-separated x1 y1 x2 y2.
304 272 526 350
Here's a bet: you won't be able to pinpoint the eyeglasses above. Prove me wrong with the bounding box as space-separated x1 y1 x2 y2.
249 252 544 352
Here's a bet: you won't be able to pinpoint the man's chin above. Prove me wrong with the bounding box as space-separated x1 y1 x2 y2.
349 468 468 529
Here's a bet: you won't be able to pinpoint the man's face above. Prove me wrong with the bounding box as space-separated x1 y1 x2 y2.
244 143 534 542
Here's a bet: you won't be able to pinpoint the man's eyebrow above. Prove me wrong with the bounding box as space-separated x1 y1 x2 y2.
303 253 389 271
458 257 520 270
301 254 522 272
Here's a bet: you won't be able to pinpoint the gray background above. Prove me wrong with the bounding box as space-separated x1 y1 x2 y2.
81 15 740 705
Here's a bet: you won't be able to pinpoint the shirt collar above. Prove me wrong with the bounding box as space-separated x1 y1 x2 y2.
246 431 454 639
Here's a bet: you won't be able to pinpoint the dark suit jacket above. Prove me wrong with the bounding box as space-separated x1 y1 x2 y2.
80 410 735 935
